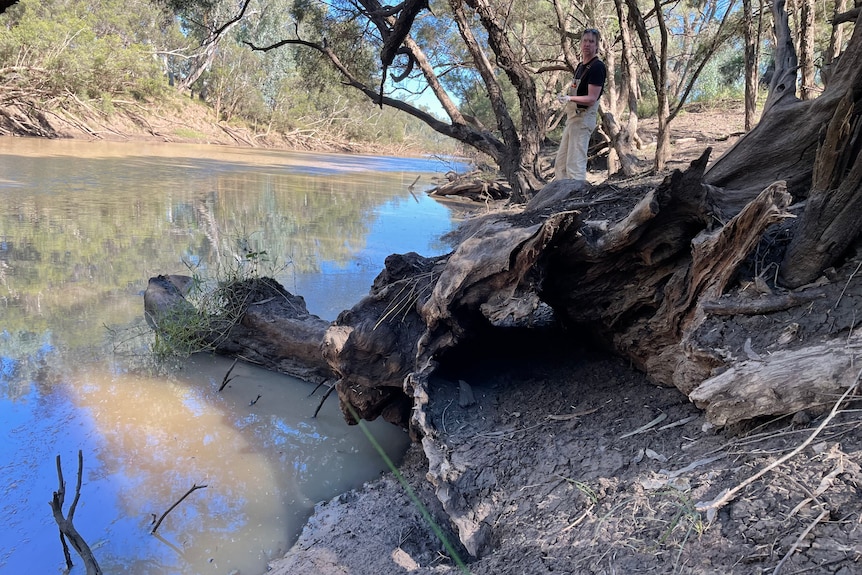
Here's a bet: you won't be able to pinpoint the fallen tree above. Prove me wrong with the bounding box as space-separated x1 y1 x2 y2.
146 6 861 431
145 5 862 559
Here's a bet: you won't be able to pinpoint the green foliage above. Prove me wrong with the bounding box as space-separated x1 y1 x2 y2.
690 45 747 104
0 0 165 100
0 0 451 152
147 240 285 366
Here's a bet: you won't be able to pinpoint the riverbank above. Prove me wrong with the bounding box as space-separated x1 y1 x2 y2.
266 105 862 574
269 340 862 574
0 92 445 158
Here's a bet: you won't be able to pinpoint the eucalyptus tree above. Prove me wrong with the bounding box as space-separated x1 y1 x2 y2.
157 0 593 202
156 0 257 91
621 0 740 171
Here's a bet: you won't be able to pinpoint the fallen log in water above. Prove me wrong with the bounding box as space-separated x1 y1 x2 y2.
144 150 862 556
143 148 859 433
144 275 335 384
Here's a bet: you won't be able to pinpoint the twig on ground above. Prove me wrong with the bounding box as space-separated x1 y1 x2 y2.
619 413 668 439
832 260 862 311
695 370 862 521
773 508 829 575
151 483 208 534
657 415 698 430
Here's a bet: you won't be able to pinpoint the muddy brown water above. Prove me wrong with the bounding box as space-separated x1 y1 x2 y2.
0 137 463 574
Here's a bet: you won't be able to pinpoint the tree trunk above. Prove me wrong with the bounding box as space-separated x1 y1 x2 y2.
705 0 821 210
743 0 758 130
617 2 643 149
823 0 847 86
600 110 640 177
625 0 672 171
707 6 862 286
778 26 862 287
799 0 816 100
144 275 336 385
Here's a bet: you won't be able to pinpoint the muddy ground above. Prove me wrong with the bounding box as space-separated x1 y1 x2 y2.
268 107 862 575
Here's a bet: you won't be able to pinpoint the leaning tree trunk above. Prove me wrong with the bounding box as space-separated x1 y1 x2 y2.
704 1 853 215
706 5 862 285
778 18 862 287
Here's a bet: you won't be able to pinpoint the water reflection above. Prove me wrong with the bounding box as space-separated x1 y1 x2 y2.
0 137 460 574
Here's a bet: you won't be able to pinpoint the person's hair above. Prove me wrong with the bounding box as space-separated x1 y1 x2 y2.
582 28 600 42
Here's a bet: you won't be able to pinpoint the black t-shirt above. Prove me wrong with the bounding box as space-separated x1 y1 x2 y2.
572 58 607 109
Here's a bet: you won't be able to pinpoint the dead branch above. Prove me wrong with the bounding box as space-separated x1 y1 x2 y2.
313 383 337 418
218 357 239 392
151 483 208 535
701 288 826 315
48 451 103 575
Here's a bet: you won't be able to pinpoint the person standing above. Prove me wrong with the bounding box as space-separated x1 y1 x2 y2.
555 28 607 182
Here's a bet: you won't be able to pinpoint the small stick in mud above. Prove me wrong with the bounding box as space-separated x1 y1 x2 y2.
308 380 327 397
151 483 208 535
217 357 239 392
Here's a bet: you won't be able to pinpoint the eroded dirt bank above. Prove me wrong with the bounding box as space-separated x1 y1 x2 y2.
270 331 862 574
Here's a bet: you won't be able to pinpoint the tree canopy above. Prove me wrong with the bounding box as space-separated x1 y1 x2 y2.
147 0 856 201
1 0 858 203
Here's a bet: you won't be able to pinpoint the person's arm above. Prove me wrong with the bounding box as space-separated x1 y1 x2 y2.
563 83 602 107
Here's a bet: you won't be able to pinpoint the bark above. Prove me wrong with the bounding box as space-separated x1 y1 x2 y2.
625 0 671 171
704 0 850 211
615 0 643 149
799 0 816 100
778 67 862 287
823 0 847 86
160 150 779 431
707 6 862 286
144 275 335 385
743 0 758 130
690 333 862 426
600 110 641 178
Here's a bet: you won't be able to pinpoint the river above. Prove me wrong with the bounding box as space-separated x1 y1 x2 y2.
0 137 462 574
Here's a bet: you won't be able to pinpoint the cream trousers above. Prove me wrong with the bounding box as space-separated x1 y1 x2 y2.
554 107 598 181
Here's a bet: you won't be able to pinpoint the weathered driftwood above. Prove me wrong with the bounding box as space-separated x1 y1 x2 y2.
427 170 511 202
690 333 862 426
144 275 334 384
701 288 826 315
